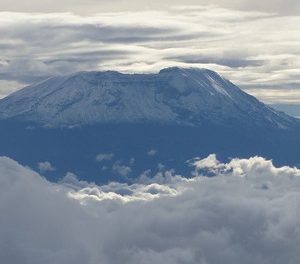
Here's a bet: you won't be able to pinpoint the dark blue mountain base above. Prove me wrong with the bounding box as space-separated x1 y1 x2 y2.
0 120 299 184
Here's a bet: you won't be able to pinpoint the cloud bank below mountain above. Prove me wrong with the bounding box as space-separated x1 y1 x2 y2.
1 154 300 264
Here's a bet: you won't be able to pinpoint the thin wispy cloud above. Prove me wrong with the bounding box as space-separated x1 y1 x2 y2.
0 0 299 15
0 5 299 103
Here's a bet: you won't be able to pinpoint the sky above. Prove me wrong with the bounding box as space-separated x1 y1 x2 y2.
0 0 300 106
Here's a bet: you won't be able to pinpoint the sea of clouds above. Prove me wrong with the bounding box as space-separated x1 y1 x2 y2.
1 154 300 264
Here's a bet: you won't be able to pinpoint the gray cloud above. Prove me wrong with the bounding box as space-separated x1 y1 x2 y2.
112 161 132 177
1 155 300 263
167 54 264 68
37 161 55 173
147 149 158 156
0 0 299 15
0 8 299 103
95 153 115 162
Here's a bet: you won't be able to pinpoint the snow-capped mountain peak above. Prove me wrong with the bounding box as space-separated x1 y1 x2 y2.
0 67 297 128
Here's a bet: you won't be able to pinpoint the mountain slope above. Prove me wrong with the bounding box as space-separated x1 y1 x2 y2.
0 67 299 183
0 67 297 129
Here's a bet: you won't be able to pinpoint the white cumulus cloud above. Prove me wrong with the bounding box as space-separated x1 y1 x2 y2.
1 155 300 263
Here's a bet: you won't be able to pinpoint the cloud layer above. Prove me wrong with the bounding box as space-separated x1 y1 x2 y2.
0 0 300 15
0 6 299 102
1 154 300 263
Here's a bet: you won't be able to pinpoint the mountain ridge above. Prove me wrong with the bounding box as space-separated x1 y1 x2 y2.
0 67 297 129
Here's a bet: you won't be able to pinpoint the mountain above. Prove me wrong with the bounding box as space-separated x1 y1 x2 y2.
0 67 297 129
0 67 299 183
